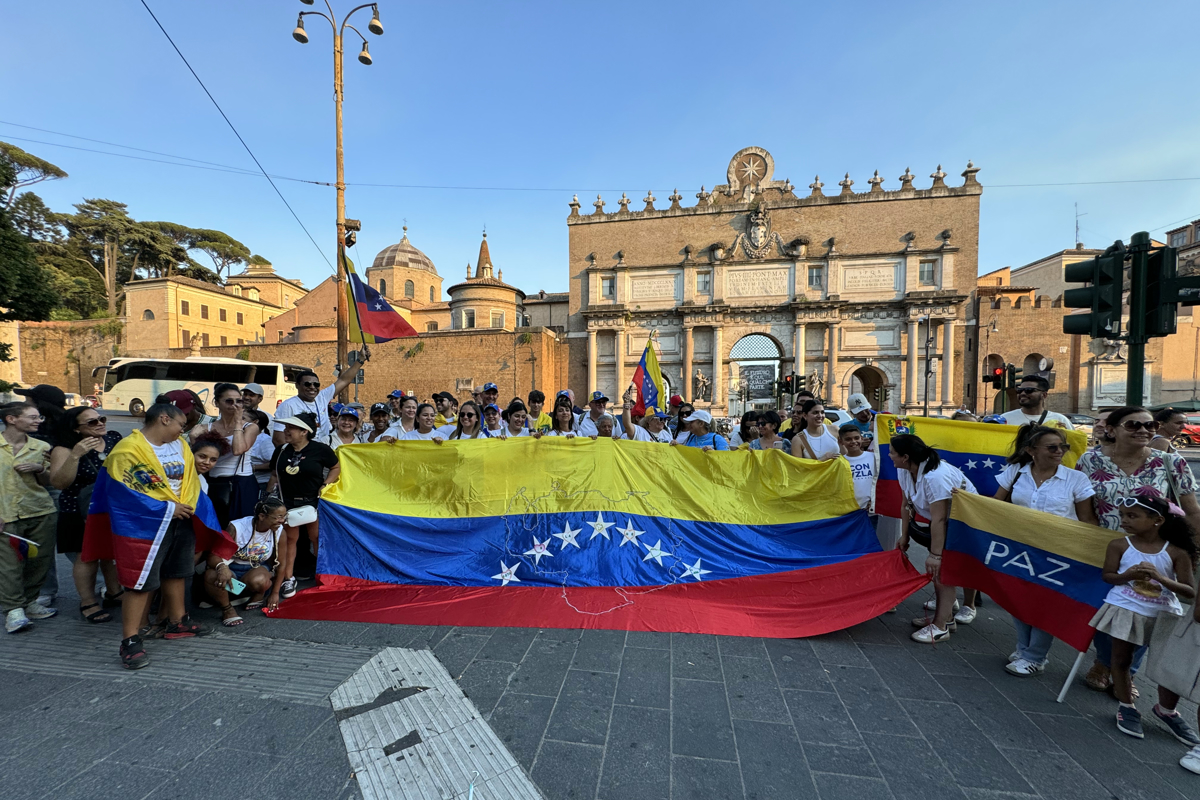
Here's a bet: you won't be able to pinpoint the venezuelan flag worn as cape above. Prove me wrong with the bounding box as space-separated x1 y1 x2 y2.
82 429 234 590
943 492 1115 651
269 438 928 637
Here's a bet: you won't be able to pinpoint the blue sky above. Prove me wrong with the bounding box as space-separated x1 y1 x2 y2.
3 0 1198 294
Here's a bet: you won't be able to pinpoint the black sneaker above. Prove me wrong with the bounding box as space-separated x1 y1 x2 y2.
163 615 214 639
281 577 299 599
1154 705 1200 745
1116 704 1144 739
120 635 150 670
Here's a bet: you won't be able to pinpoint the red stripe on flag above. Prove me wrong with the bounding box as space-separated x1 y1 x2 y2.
355 303 418 339
631 365 648 417
942 551 1098 651
267 550 929 638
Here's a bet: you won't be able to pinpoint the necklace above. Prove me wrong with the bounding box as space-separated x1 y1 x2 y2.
285 449 303 475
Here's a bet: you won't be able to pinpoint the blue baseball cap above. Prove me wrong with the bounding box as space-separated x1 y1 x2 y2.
590 391 610 403
338 407 360 419
482 383 499 392
388 389 405 399
483 403 501 413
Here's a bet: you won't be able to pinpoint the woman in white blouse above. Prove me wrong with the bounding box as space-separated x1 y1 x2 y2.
325 408 364 450
994 425 1098 676
401 403 446 442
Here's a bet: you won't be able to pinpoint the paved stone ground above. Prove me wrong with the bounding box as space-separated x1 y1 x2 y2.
2 549 1197 800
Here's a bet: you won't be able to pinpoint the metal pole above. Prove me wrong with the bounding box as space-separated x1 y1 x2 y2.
1127 233 1150 406
1057 650 1087 703
334 27 350 402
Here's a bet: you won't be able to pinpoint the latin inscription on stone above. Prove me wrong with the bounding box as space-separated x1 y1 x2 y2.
727 269 789 297
843 266 896 292
631 276 678 300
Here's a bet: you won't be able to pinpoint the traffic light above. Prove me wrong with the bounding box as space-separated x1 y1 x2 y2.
872 386 882 404
880 386 890 404
985 365 1005 388
1145 244 1179 337
1063 241 1126 338
1007 363 1022 389
796 374 807 393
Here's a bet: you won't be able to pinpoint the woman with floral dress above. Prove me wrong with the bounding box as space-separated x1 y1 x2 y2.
1076 406 1200 744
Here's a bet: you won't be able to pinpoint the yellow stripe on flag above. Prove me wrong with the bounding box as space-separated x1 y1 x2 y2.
951 492 1116 568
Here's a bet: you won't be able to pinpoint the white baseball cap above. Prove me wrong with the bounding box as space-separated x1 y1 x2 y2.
682 409 713 424
847 393 872 414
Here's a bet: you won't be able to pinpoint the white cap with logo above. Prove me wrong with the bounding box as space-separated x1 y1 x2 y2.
847 393 872 415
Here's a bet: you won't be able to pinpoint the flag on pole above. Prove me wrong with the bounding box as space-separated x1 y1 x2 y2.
630 333 666 417
943 492 1112 651
344 252 418 343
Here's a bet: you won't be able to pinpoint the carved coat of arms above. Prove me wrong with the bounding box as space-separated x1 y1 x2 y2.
733 205 787 259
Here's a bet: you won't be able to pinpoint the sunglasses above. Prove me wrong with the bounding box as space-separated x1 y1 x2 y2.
1118 420 1159 433
1118 497 1164 514
83 416 108 426
1038 443 1068 453
221 397 244 405
1015 387 1042 394
300 381 320 388
460 412 477 419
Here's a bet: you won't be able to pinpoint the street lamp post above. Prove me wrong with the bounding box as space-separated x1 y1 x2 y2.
920 316 937 418
292 0 383 400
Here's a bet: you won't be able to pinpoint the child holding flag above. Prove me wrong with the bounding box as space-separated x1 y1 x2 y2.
1093 495 1197 741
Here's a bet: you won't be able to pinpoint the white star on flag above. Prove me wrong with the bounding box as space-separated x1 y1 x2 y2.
587 512 615 541
553 522 582 549
642 539 671 566
982 457 996 469
523 537 553 565
617 520 645 547
682 558 712 581
965 459 978 470
374 302 383 310
492 561 521 586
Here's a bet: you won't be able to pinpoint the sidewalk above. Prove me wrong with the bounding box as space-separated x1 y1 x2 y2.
1 555 1195 800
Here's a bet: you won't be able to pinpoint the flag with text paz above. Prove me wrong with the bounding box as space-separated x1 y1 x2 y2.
874 415 1088 522
943 492 1114 652
630 335 666 418
267 438 929 637
345 253 418 343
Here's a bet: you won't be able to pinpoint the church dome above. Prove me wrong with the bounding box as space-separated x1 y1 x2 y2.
370 228 438 275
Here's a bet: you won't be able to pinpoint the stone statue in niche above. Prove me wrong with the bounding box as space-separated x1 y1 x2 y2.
694 369 711 402
808 369 824 399
189 332 203 357
733 204 787 259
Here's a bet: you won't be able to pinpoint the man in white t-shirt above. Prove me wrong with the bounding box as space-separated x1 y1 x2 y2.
576 391 624 437
1000 376 1074 430
272 359 365 445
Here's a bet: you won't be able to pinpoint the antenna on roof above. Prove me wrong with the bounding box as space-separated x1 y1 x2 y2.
1074 202 1087 248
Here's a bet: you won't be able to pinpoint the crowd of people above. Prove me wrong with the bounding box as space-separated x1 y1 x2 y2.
2 365 1199 775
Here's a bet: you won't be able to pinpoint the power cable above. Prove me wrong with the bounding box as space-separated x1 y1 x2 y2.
137 0 334 271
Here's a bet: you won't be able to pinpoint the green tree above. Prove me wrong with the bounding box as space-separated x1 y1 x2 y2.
144 221 250 281
0 157 57 321
0 141 67 208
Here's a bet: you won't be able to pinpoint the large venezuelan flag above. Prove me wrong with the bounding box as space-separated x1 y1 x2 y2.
269 438 929 637
874 415 1088 521
345 252 418 343
630 335 666 418
943 492 1115 651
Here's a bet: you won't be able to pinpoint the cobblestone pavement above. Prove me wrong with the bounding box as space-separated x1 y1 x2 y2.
2 549 1197 800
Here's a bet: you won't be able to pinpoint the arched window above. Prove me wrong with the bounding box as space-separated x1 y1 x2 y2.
379 279 387 296
429 286 435 302
404 280 415 299
142 309 155 321
426 321 438 332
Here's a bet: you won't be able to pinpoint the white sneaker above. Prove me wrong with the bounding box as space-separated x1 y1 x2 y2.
35 595 54 608
911 623 951 644
5 609 32 634
953 606 977 625
1008 651 1021 662
24 602 57 620
1181 745 1200 775
924 598 960 612
1005 658 1045 677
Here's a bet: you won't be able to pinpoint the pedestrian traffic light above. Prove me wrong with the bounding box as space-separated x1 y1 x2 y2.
1062 241 1125 338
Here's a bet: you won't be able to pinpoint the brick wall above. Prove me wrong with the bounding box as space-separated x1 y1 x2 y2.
168 327 569 405
18 319 124 396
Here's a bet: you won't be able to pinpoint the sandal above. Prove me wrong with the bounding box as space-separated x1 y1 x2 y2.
79 602 113 624
245 600 264 611
102 588 125 608
220 605 244 628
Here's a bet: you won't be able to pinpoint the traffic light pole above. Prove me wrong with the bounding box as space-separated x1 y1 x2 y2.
1126 232 1150 407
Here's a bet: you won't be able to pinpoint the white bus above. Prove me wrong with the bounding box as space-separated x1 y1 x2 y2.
93 357 308 417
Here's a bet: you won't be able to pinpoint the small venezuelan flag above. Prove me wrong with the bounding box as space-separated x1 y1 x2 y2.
630 334 666 418
5 532 38 562
345 252 418 343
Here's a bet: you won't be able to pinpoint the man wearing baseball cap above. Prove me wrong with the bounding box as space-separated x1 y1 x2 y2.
432 392 457 427
241 383 272 423
576 391 623 438
480 383 499 408
845 392 876 450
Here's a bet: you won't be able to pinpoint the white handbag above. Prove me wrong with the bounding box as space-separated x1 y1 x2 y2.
287 505 318 527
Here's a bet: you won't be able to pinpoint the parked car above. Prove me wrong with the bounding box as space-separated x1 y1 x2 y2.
824 408 854 428
1174 416 1200 449
1067 414 1096 429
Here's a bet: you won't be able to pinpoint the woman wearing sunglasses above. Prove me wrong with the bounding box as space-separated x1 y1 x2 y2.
189 383 262 528
1076 406 1200 694
448 401 486 440
993 425 1097 676
48 406 123 623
